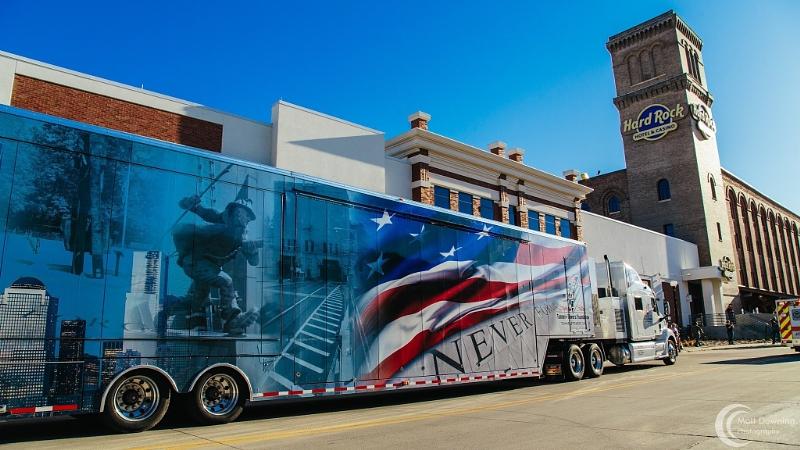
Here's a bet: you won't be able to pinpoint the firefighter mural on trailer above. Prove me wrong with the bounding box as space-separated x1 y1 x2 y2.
163 174 261 336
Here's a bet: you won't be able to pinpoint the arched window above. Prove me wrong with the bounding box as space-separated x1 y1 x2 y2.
640 49 654 80
769 211 785 293
581 202 591 212
793 222 800 293
752 201 766 289
762 207 777 290
709 174 717 201
740 195 756 287
657 179 671 201
650 44 663 76
607 196 621 214
627 54 641 86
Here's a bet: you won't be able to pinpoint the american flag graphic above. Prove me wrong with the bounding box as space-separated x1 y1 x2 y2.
352 209 590 380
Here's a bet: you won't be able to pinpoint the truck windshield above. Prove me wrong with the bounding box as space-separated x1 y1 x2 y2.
625 264 643 287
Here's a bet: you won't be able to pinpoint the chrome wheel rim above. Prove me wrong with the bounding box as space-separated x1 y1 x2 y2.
113 375 160 422
201 374 239 416
669 342 677 361
591 349 603 371
570 351 583 375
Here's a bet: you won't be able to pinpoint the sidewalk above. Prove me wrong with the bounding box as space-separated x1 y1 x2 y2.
681 341 785 353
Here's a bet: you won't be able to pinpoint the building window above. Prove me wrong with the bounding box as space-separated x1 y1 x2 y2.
545 214 556 235
434 186 450 209
607 196 621 214
709 174 717 201
509 205 518 226
663 224 675 237
528 211 540 231
581 202 591 212
479 198 494 220
458 192 473 215
657 179 671 201
717 222 723 241
560 218 572 239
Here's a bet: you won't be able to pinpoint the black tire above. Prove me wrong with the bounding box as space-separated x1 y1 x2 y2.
564 344 585 381
73 412 100 425
583 344 604 378
188 370 245 425
663 339 678 365
102 371 171 433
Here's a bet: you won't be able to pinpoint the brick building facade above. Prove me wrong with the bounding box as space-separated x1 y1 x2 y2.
10 74 223 152
387 112 591 241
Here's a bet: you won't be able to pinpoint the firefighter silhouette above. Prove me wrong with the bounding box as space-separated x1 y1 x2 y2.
171 178 261 335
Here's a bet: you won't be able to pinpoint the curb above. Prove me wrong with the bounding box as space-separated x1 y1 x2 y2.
681 342 784 353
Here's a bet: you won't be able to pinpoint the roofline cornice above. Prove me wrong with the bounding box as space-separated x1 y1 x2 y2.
721 167 800 221
607 10 702 53
386 129 593 199
613 73 713 110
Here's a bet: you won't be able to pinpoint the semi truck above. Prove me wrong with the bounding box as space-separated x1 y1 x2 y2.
542 259 678 380
0 105 677 433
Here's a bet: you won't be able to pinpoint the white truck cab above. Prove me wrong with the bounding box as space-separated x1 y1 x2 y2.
592 259 677 366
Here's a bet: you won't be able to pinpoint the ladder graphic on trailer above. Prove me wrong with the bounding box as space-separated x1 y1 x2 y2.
268 285 346 390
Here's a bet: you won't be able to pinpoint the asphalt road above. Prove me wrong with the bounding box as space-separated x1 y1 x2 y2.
3 345 800 449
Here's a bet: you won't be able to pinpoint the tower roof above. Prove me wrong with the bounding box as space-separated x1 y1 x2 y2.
607 10 703 52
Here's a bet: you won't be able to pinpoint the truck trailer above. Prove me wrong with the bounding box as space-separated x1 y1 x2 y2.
0 105 676 433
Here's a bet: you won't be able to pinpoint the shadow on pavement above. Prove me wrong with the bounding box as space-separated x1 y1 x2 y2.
703 352 799 365
601 362 661 375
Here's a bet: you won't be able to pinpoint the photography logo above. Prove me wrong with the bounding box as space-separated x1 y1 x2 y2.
715 404 751 447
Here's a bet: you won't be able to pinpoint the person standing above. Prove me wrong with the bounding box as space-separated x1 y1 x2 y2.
770 315 780 344
693 318 704 347
725 304 736 345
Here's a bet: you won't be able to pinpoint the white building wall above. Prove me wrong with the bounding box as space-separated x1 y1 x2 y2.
0 56 14 105
582 211 700 325
384 156 411 199
271 101 386 193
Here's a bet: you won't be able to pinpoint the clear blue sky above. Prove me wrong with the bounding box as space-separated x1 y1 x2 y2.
1 0 798 213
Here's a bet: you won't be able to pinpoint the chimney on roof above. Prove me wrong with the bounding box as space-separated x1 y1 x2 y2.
488 141 507 157
408 111 431 130
508 147 524 163
563 169 580 183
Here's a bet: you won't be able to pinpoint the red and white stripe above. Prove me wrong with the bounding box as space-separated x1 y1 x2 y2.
251 370 539 399
9 403 78 415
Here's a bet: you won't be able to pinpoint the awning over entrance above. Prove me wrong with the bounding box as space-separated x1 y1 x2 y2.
681 265 728 282
681 266 727 318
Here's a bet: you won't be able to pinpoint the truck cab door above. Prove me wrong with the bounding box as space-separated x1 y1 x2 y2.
641 289 663 340
628 286 661 341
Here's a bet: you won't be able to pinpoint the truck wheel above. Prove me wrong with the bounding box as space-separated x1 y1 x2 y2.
584 344 604 378
663 339 678 365
189 370 245 425
102 372 171 433
564 345 585 381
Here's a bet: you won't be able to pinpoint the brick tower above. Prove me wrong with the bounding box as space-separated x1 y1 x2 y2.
605 11 738 306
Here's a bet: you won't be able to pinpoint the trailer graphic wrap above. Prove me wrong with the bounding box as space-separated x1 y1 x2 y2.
352 216 589 380
0 107 590 415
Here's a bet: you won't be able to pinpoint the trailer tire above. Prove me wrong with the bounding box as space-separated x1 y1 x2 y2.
584 344 604 378
188 369 245 425
102 371 171 433
663 339 678 365
564 345 585 381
